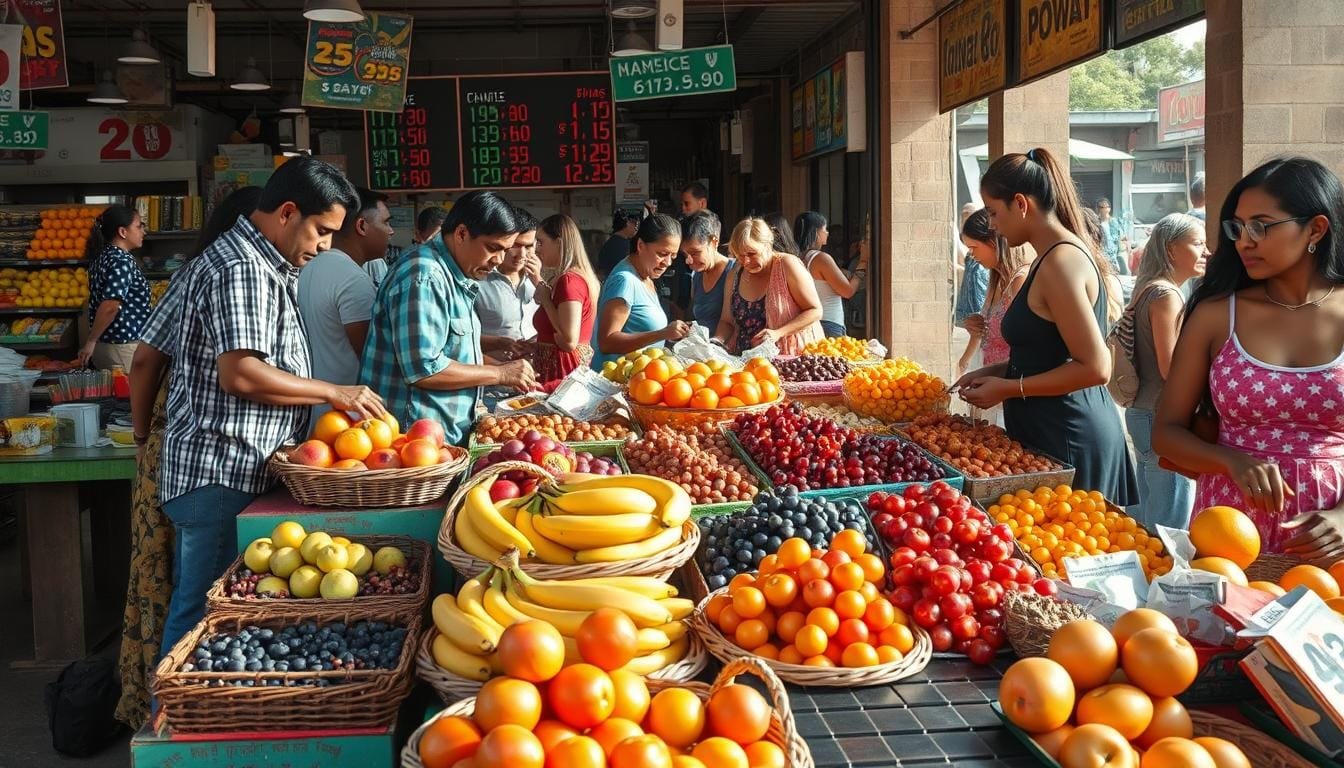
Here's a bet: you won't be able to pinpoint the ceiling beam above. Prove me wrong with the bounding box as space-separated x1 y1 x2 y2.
716 7 765 45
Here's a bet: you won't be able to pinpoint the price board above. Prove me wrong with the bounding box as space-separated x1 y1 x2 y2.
0 109 46 149
363 71 614 193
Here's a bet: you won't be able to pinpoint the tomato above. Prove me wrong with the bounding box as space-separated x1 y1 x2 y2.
871 512 894 530
1033 578 1058 597
903 528 931 552
890 585 919 612
881 518 906 541
959 569 974 591
980 624 1006 649
882 494 905 515
940 592 972 619
891 564 917 587
930 566 961 596
972 582 1004 609
949 615 980 641
932 548 960 566
952 519 981 545
992 523 1014 542
966 639 996 665
929 480 952 495
889 547 917 567
902 512 926 530
912 598 942 628
966 561 992 585
929 532 954 551
932 515 954 534
902 484 925 501
978 608 1004 627
867 492 884 508
991 562 1017 584
929 624 954 651
912 556 938 580
1015 568 1034 585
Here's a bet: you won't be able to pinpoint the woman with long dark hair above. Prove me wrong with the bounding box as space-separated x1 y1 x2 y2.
1153 158 1344 558
795 211 867 337
530 213 599 390
956 147 1137 504
591 214 690 368
78 204 149 370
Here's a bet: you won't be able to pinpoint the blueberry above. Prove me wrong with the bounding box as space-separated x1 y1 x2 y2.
257 628 274 640
268 642 290 658
712 556 730 573
707 574 727 590
275 660 289 672
225 659 245 672
194 647 210 660
197 659 213 672
798 526 813 541
245 660 262 672
262 659 275 672
292 657 307 671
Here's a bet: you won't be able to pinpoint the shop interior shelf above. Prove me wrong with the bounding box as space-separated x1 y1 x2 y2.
0 307 81 316
143 230 200 240
0 259 87 267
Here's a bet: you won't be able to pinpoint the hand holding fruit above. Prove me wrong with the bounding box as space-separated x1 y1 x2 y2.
1281 506 1344 564
326 384 387 420
497 359 539 393
958 375 1015 409
1222 450 1293 514
962 313 986 337
750 327 778 347
76 339 96 368
662 319 690 342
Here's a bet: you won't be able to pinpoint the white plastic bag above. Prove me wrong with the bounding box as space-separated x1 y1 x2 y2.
548 367 626 422
672 324 743 370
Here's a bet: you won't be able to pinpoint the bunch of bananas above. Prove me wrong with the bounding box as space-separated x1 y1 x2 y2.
430 552 695 681
455 474 692 564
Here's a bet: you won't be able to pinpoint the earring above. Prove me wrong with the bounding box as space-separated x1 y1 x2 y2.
1308 243 1317 254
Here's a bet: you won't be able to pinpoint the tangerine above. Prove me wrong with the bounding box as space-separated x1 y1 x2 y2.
761 573 799 607
718 396 746 408
588 718 645 757
1057 723 1134 768
532 720 579 752
841 642 881 667
729 381 762 405
757 380 780 403
545 735 606 768
333 427 374 461
648 688 705 748
663 378 694 408
610 735 673 768
1122 628 1197 699
1047 619 1118 690
1075 683 1154 740
998 657 1076 734
1188 506 1260 568
1030 724 1075 760
474 677 543 731
644 359 672 383
548 664 615 729
1191 736 1252 768
689 388 720 409
1111 608 1178 650
1135 696 1193 749
1142 737 1217 768
476 725 543 768
743 741 785 768
313 410 353 443
575 608 639 671
706 373 734 397
691 737 748 768
1190 556 1249 586
631 379 664 406
707 684 772 745
1281 564 1341 599
417 716 481 768
497 620 566 682
608 669 651 722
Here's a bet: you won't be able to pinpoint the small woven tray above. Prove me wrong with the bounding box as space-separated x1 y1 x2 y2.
438 461 700 580
401 656 814 768
153 610 419 733
268 444 468 507
204 535 431 624
1002 589 1094 658
1192 711 1312 768
692 587 933 687
1245 552 1302 584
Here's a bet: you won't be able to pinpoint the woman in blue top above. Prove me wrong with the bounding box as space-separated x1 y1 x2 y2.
592 214 690 368
79 203 150 371
681 210 733 332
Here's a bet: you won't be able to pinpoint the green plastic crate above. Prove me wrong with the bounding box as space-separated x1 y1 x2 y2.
690 500 751 519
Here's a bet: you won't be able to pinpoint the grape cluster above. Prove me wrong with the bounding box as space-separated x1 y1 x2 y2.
777 355 851 382
623 423 759 504
226 569 271 598
357 566 416 596
180 620 408 684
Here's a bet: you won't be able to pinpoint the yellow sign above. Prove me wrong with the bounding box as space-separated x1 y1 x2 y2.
1018 0 1105 83
938 0 1009 112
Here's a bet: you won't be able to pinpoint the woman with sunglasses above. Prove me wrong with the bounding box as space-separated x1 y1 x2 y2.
1153 157 1344 559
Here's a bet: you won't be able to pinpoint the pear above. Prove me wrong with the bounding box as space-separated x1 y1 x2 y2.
315 544 349 573
299 531 333 564
289 565 323 599
346 543 373 576
372 546 407 575
243 538 275 573
268 547 304 579
320 569 360 599
256 575 289 596
270 521 306 550
330 536 352 548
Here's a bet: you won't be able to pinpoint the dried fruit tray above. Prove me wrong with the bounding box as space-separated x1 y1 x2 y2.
466 441 631 477
467 415 641 450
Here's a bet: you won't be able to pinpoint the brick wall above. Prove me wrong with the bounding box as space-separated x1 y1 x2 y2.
988 71 1071 160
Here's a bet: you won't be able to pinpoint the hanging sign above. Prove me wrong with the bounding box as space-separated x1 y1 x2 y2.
938 0 1010 113
5 0 67 89
1017 0 1105 84
0 109 46 149
791 52 866 161
1157 79 1204 142
1114 0 1204 48
616 140 649 203
609 44 736 102
302 11 413 113
0 24 17 109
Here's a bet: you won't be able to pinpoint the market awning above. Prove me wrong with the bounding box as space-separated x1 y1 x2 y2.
959 138 1134 161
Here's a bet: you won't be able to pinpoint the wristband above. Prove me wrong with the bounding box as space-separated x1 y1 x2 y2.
134 433 149 446
1019 376 1026 399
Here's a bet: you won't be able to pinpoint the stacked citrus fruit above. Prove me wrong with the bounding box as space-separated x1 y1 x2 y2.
629 357 782 410
600 346 675 384
12 266 89 308
28 206 103 260
418 621 787 768
802 335 872 361
999 609 1251 768
988 486 1173 580
842 358 946 422
1193 502 1344 607
706 529 918 668
289 410 456 471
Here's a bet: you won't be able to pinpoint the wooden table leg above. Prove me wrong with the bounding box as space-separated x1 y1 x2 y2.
22 482 87 666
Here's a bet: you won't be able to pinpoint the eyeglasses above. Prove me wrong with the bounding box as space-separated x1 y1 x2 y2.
1222 216 1309 242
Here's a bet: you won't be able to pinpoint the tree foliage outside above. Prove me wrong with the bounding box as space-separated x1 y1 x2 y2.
1070 34 1204 111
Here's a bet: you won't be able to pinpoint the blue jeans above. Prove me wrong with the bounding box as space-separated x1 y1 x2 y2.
820 320 846 338
159 484 257 657
1125 407 1194 532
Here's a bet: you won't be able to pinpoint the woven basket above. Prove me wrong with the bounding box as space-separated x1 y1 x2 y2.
1190 711 1314 768
438 461 701 580
1245 552 1302 584
401 656 814 768
1002 590 1094 658
268 444 468 507
152 610 419 733
692 587 932 686
629 397 780 429
414 622 710 705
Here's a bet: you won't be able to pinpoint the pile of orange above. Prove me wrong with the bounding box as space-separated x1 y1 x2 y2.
291 410 455 471
706 529 916 668
999 609 1251 768
988 485 1173 581
28 207 104 261
418 621 787 768
629 357 781 411
801 335 872 361
842 358 946 423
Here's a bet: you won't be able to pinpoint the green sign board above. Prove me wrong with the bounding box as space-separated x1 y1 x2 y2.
609 44 736 102
302 11 413 113
0 110 48 150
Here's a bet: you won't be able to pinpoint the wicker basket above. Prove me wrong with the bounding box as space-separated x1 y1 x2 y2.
414 622 710 704
439 461 700 580
268 444 469 507
153 610 419 733
204 535 431 624
1190 711 1314 768
1002 589 1095 658
629 397 781 429
692 587 932 686
401 656 814 768
1245 552 1302 584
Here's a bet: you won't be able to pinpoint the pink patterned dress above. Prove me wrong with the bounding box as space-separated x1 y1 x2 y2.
982 266 1032 365
1194 295 1344 552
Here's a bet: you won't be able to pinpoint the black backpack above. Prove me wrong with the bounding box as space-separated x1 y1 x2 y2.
44 656 124 756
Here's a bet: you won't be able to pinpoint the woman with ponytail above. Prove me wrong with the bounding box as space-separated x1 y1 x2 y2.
956 147 1137 505
79 203 150 370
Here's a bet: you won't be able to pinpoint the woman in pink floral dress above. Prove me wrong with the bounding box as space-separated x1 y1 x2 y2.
1154 157 1344 559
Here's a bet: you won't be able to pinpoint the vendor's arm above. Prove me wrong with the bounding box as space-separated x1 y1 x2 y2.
596 298 681 355
77 299 122 366
129 342 168 445
712 264 740 346
810 250 867 300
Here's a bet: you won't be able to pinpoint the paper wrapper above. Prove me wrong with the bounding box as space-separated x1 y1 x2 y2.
548 368 626 422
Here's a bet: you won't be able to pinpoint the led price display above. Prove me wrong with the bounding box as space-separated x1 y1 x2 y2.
365 77 461 193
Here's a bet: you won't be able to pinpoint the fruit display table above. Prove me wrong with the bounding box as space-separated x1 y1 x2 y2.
1 445 137 666
130 720 399 768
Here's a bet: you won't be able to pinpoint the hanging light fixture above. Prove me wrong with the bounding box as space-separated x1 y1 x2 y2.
303 0 365 23
279 90 305 114
231 57 270 91
613 21 652 56
118 28 161 65
609 0 657 19
88 70 129 104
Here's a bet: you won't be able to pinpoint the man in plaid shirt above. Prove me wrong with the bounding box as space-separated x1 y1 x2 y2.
362 191 538 445
142 158 387 655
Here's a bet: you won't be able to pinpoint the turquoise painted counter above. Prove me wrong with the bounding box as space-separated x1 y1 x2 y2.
0 444 138 483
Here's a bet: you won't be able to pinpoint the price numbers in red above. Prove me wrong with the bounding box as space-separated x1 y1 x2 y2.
559 95 614 186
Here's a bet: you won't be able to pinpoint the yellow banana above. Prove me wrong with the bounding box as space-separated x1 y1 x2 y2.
457 569 506 632
510 567 672 626
659 598 695 621
622 635 690 675
574 524 683 563
556 474 691 528
483 571 532 627
572 576 678 600
515 509 576 564
432 593 500 653
464 483 536 558
498 498 524 526
531 513 662 549
559 472 605 484
655 621 689 643
543 487 659 516
454 504 504 562
502 576 591 636
431 633 492 681
637 627 671 652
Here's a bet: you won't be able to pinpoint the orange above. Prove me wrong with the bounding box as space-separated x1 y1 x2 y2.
358 418 394 450
1031 724 1075 760
689 388 720 409
545 735 606 768
998 657 1076 734
532 719 579 751
686 362 713 377
1190 556 1248 587
333 427 374 461
497 620 566 682
836 618 869 647
775 611 806 643
854 553 885 583
313 410 353 443
1327 596 1344 615
734 619 770 650
778 645 805 665
796 558 829 583
706 373 734 397
716 606 743 635
829 561 866 592
1330 561 1344 592
729 382 761 405
1111 608 1178 650
1192 736 1253 768
841 642 880 667
1076 683 1153 740
743 741 785 768
476 724 543 768
1047 619 1118 691
575 608 639 671
802 579 835 608
1281 564 1341 599
1248 580 1286 596
761 573 798 608
863 599 896 633
1122 628 1198 698
644 359 672 383
719 396 746 408
684 373 708 391
631 379 664 406
794 624 828 657
417 716 481 768
691 737 748 768
833 590 866 620
757 380 780 403
732 587 767 619
610 735 673 768
730 370 758 386
662 378 694 408
1188 506 1260 568
1057 723 1133 768
705 594 732 624
707 684 772 745
1135 696 1193 749
608 669 651 722
673 757 709 768
879 623 915 655
588 718 645 756
1142 737 1217 768
548 663 615 729
776 538 811 569
474 677 543 731
648 688 705 748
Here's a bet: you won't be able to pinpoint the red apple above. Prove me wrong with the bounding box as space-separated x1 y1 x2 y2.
405 418 446 448
365 448 403 470
490 479 521 502
290 439 334 468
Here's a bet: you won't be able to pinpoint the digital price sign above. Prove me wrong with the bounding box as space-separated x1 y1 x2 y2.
364 71 615 193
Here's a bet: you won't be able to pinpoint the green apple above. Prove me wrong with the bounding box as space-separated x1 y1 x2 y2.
346 543 373 576
268 546 304 579
270 521 306 550
298 531 333 564
372 546 407 575
243 538 275 573
256 575 289 596
289 565 323 598
320 569 360 599
315 544 349 573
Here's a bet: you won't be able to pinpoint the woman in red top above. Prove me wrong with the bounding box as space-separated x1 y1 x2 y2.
529 214 599 391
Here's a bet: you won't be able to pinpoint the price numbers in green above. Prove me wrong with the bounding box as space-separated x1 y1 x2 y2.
0 110 49 151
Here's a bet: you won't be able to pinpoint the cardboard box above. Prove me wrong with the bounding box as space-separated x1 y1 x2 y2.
131 722 397 768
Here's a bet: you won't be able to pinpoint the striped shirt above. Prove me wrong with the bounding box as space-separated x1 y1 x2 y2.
360 236 481 447
142 215 312 503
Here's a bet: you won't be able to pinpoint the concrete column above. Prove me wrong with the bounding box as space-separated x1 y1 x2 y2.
988 70 1071 161
1206 0 1344 242
877 0 954 378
